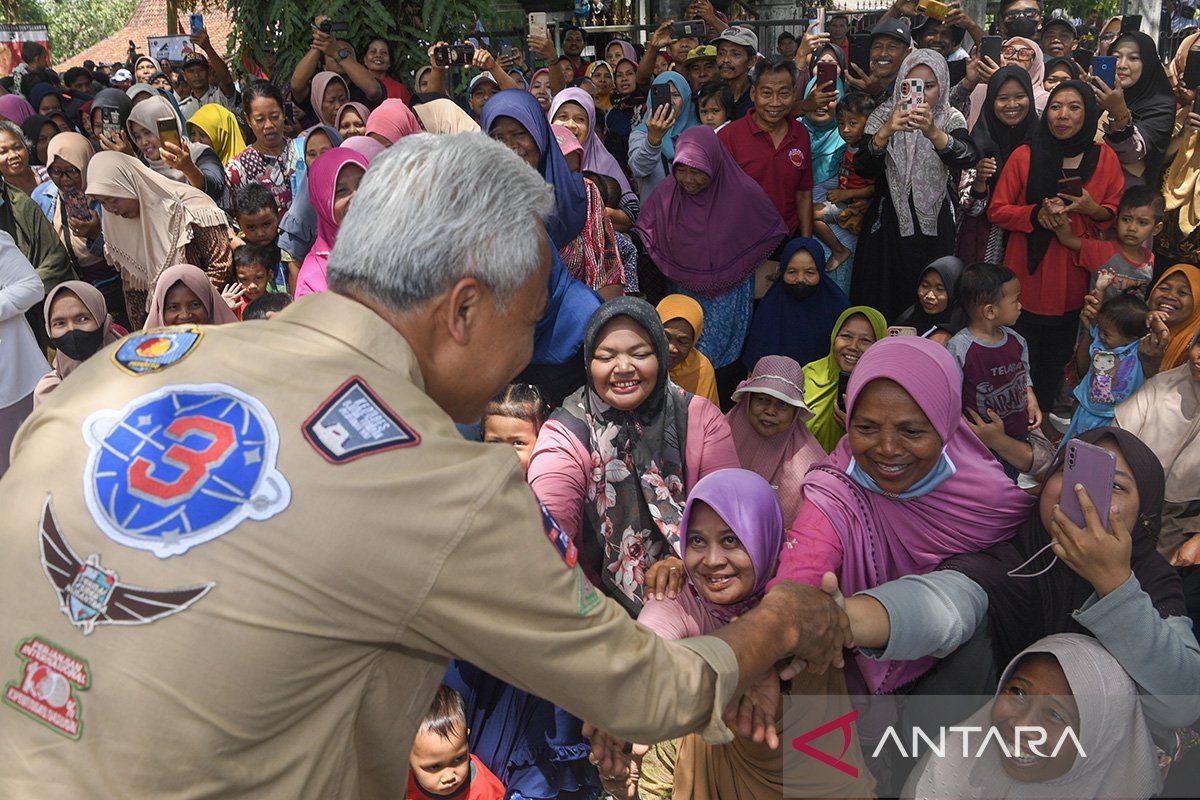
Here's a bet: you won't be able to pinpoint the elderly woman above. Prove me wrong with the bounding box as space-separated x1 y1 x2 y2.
0 119 47 195
125 95 225 202
34 280 126 406
226 81 300 216
0 232 45 476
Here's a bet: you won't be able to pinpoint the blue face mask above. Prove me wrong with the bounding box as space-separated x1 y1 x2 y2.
847 447 957 500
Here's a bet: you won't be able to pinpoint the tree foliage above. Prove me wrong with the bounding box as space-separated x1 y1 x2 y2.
14 0 139 60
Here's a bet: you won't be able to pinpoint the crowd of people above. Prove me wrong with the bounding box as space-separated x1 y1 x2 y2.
1 0 1200 797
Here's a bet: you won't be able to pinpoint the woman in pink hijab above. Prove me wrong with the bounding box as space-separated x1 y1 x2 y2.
0 94 35 125
364 98 421 145
144 263 239 328
295 148 369 297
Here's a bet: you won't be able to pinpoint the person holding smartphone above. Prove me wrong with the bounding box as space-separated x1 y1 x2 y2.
124 95 226 203
174 29 237 121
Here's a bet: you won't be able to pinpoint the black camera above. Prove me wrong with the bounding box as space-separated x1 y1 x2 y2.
316 19 349 34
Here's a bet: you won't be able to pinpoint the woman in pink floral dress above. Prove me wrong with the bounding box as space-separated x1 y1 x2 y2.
528 297 739 615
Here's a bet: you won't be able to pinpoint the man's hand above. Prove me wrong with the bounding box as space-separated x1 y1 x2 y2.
471 47 497 73
648 20 673 52
767 579 851 676
780 572 850 680
583 724 645 782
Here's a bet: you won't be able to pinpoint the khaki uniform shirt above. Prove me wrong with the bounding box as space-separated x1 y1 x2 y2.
0 292 738 799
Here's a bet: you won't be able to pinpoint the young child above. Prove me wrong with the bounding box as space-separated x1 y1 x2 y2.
228 245 280 320
947 262 1040 478
1063 293 1149 441
480 383 548 474
813 91 877 242
583 169 639 295
1047 185 1164 300
234 183 298 294
242 292 293 321
406 685 505 800
695 80 734 131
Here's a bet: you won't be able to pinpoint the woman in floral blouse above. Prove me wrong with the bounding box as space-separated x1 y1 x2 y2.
225 81 300 216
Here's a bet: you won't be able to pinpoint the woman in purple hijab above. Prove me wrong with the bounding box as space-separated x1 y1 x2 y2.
549 87 640 226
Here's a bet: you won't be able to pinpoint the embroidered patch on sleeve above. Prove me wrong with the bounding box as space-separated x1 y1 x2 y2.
576 568 602 616
82 383 291 558
302 377 420 464
538 501 578 568
112 325 203 375
4 636 90 740
39 498 214 635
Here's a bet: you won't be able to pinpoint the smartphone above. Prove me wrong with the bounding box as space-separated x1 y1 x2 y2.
1183 49 1200 91
1059 439 1115 530
1093 55 1118 89
980 35 1003 65
1120 14 1142 33
1057 175 1083 197
528 12 548 40
102 108 122 139
887 326 919 337
836 372 851 412
283 100 295 125
804 6 826 33
916 0 951 21
156 117 181 149
670 19 705 38
849 34 871 75
900 77 925 112
433 44 476 68
649 82 672 111
947 57 968 87
816 61 838 89
189 13 204 35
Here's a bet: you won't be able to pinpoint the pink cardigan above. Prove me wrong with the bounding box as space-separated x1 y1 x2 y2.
527 395 740 546
770 496 842 588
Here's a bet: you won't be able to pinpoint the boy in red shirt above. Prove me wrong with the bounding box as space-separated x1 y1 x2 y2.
406 686 505 800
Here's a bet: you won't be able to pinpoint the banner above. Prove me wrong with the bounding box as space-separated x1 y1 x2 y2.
147 35 198 64
0 24 51 78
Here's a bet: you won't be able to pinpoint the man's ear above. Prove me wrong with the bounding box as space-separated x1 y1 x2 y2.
444 276 484 345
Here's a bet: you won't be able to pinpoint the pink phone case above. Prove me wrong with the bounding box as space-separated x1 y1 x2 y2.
1059 439 1115 530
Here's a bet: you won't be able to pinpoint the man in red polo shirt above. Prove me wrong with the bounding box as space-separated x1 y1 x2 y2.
717 57 813 237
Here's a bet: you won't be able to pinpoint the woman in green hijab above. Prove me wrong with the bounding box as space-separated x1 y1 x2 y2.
802 306 888 452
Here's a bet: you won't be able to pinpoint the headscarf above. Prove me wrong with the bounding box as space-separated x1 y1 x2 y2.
295 148 369 298
125 83 158 103
126 95 212 182
549 298 692 615
90 88 133 131
893 255 966 334
86 151 228 291
413 98 480 134
340 135 385 162
1170 32 1200 83
804 336 1035 693
910 633 1162 800
1150 264 1200 372
134 56 159 78
44 132 101 267
309 72 349 126
363 98 420 145
864 49 967 238
549 88 635 204
967 36 1049 129
0 94 36 124
20 115 54 165
1042 55 1081 86
45 110 76 134
26 83 63 114
481 89 587 249
414 66 433 94
586 61 615 111
802 70 846 185
1024 80 1102 273
35 281 124 404
743 238 850 371
63 95 93 133
632 71 699 160
533 250 602 365
656 294 719 405
1108 32 1177 184
605 39 637 66
941 427 1186 673
1118 361 1200 504
335 101 371 133
725 356 825 525
802 305 887 453
143 263 239 328
186 103 247 165
677 469 784 624
610 59 647 116
969 66 1037 189
1163 83 1200 239
633 125 787 297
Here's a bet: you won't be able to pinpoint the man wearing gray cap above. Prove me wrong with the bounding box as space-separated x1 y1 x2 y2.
714 25 760 120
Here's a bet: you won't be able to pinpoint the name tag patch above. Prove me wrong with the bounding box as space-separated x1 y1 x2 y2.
302 377 420 464
4 635 90 740
112 325 203 375
82 383 291 558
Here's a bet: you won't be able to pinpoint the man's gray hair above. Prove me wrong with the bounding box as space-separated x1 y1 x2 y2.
327 133 556 312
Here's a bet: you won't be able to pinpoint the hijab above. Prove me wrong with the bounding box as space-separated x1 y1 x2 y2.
802 70 846 185
186 103 246 165
126 95 212 182
677 469 784 624
90 88 133 131
45 132 100 267
803 306 887 453
967 36 1049 129
335 101 371 133
865 49 967 238
1042 56 1081 86
26 83 63 115
1151 264 1200 372
35 281 124 404
1163 85 1200 239
586 61 615 111
941 427 1186 673
413 98 480 134
295 148 369 298
340 135 385 161
632 71 699 160
549 88 636 203
363 98 421 144
656 294 719 405
605 39 638 66
1024 80 1102 273
909 633 1162 800
125 83 158 103
743 238 851 371
726 356 825 526
86 151 227 292
1117 359 1200 504
970 66 1037 187
805 336 1035 693
1108 32 1177 183
0 94 36 124
611 59 647 115
309 72 349 126
549 298 692 615
481 89 587 249
20 115 54 165
633 125 787 297
894 255 966 333
143 263 239 329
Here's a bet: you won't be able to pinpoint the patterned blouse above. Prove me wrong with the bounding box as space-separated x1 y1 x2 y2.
226 141 299 216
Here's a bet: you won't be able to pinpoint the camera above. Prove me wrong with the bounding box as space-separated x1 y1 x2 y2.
434 43 476 67
316 19 349 34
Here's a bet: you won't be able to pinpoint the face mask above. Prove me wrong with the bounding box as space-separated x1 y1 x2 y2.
1005 17 1039 39
50 326 105 362
784 281 820 301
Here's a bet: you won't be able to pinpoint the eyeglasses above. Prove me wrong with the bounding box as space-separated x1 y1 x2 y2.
1002 46 1036 60
1003 9 1040 20
48 166 81 180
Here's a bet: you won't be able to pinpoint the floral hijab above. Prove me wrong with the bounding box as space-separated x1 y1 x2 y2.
550 298 692 616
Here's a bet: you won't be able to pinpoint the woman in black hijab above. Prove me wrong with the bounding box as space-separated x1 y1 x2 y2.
1092 31 1177 189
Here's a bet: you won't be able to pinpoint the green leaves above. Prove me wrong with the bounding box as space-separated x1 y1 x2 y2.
19 0 139 60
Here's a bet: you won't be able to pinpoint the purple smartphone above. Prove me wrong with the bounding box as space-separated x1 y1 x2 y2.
1059 439 1115 530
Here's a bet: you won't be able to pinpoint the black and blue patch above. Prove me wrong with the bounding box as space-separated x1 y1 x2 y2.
302 377 420 464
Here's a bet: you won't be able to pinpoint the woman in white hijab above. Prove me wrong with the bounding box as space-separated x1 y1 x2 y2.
124 95 227 204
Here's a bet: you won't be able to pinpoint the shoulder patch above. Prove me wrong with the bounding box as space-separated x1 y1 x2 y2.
112 325 203 375
302 377 420 464
82 383 291 558
539 501 578 568
4 635 90 740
